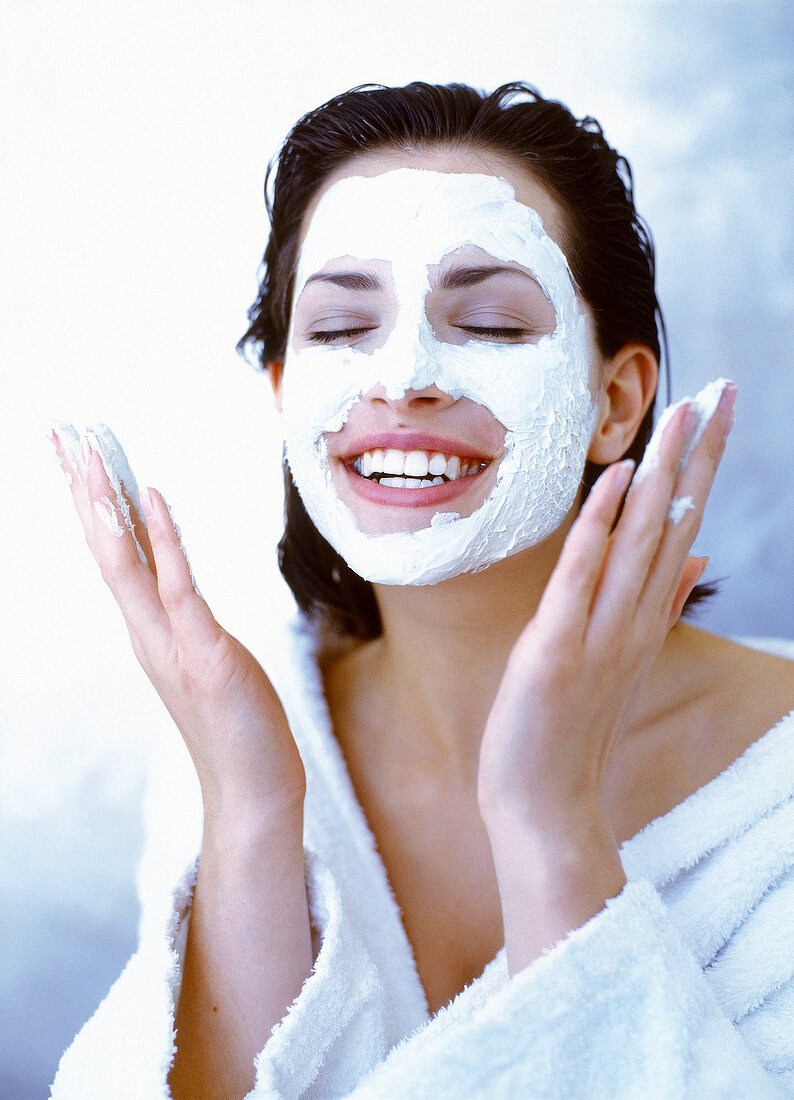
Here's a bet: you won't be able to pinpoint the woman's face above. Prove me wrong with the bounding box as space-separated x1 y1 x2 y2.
278 147 600 586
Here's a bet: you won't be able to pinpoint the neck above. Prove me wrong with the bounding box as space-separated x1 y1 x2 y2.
367 522 571 770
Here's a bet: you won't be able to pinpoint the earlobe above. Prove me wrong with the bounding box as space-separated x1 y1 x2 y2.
269 361 284 413
587 345 658 466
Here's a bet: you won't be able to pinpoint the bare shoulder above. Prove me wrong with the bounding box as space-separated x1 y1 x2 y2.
611 625 794 840
694 626 794 735
666 623 794 776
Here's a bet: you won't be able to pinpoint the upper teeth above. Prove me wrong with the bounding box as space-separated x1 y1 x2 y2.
352 449 486 484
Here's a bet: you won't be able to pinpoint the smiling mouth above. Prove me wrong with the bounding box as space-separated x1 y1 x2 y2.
349 448 489 489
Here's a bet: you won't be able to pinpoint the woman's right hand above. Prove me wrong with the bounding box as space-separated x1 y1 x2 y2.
50 428 306 823
53 426 313 1099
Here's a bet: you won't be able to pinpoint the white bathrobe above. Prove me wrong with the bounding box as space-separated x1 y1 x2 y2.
52 621 794 1098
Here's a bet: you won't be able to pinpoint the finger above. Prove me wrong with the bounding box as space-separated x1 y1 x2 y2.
49 426 79 486
638 383 735 620
86 424 153 570
126 493 155 573
51 421 88 480
666 556 708 629
82 440 173 641
142 487 219 649
50 426 98 536
536 459 636 640
86 434 155 575
51 424 155 571
588 402 696 636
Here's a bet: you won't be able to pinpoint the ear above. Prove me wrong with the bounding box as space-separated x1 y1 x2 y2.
587 344 658 466
268 360 284 413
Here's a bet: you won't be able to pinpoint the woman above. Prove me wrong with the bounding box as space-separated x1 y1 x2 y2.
51 83 794 1098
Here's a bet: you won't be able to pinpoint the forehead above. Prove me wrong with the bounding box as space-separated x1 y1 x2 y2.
300 147 567 246
294 166 575 309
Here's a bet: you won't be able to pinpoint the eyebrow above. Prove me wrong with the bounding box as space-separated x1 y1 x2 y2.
303 271 384 291
301 264 539 294
437 265 538 290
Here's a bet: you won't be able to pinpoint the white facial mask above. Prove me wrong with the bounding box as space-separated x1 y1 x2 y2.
281 168 596 586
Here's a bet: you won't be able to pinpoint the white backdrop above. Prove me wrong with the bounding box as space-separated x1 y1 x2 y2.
2 1 792 1094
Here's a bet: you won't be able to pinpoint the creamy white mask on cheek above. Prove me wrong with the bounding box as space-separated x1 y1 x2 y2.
281 168 596 586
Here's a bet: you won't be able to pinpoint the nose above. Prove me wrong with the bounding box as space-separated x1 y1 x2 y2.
365 383 456 416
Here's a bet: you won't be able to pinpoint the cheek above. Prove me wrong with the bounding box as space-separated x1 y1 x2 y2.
439 341 588 435
281 347 373 441
453 398 509 454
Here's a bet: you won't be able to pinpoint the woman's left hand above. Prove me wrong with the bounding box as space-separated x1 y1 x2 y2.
477 383 736 973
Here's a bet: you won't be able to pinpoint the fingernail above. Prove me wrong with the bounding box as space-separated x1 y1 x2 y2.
141 487 153 517
617 457 636 487
718 382 738 418
697 555 709 581
597 458 634 494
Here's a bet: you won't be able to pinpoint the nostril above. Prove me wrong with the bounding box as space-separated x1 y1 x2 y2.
364 384 455 409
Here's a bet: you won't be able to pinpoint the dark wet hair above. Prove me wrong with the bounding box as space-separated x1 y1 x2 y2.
239 81 713 638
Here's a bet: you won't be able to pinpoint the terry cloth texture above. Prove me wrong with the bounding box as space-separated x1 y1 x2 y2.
52 625 794 1099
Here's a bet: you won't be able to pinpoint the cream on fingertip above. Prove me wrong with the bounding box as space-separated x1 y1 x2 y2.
86 424 147 565
634 378 734 487
85 424 143 520
53 421 148 565
50 423 86 478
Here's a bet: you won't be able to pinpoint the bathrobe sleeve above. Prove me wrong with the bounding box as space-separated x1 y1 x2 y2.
340 879 789 1100
49 736 393 1100
49 850 396 1099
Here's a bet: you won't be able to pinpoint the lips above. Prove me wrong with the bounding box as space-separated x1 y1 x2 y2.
352 448 486 488
334 434 496 509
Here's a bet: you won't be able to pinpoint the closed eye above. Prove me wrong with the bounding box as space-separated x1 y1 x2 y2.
458 325 536 343
307 326 379 345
